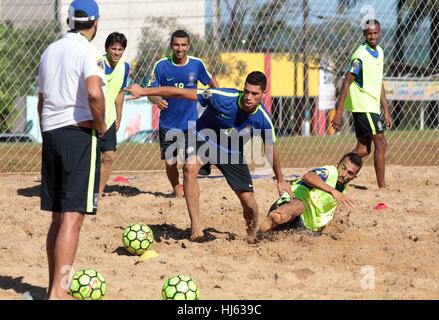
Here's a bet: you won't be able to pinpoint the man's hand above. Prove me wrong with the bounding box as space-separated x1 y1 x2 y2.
331 189 355 208
156 98 168 110
124 84 145 100
384 112 393 129
96 123 107 138
277 179 292 197
331 112 343 131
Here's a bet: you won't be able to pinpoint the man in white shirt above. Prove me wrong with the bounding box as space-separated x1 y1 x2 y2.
38 0 105 300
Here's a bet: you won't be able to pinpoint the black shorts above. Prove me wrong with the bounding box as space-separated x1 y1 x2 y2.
159 127 188 161
100 121 117 152
41 126 101 214
185 136 254 193
352 112 385 138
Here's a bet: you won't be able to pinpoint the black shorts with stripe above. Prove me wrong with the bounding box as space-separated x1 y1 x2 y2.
185 136 254 193
41 126 101 214
159 127 189 161
352 112 385 138
100 121 117 152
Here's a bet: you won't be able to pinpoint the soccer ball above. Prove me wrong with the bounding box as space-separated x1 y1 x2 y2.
123 223 154 255
69 269 106 300
162 275 200 300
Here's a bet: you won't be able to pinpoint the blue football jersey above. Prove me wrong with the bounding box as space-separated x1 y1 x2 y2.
148 56 212 130
195 88 276 154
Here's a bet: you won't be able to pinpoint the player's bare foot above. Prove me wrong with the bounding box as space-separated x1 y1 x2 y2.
247 234 259 244
48 293 76 300
189 230 204 242
259 215 278 233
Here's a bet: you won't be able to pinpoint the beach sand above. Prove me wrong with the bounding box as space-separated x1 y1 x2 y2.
0 165 438 299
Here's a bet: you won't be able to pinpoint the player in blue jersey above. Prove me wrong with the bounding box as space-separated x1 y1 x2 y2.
126 71 291 243
148 30 219 197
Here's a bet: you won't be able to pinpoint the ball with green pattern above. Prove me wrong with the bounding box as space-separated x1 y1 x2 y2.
123 223 154 255
162 275 200 300
69 269 106 300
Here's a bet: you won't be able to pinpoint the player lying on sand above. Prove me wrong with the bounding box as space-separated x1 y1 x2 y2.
259 153 362 233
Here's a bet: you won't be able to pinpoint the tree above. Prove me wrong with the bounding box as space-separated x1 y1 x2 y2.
0 22 59 132
337 0 359 13
245 0 292 52
222 0 248 51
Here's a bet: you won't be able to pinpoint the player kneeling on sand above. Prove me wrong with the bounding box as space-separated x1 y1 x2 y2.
259 153 362 233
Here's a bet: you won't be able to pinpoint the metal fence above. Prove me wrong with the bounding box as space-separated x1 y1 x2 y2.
0 0 438 172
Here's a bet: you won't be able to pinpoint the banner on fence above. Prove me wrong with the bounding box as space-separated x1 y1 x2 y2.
25 96 153 144
384 79 439 101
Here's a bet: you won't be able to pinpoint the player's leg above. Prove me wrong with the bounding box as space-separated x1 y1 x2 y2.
98 122 117 196
160 127 184 197
365 113 387 188
372 133 387 188
353 136 372 157
183 155 204 240
166 162 183 197
259 199 305 233
235 191 259 238
46 126 100 299
352 113 372 157
46 212 61 298
99 150 116 195
216 158 256 239
49 212 85 300
41 129 63 298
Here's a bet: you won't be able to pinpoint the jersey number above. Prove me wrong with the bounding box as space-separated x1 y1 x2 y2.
174 83 184 88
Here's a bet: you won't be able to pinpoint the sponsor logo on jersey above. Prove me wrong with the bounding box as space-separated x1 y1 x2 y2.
188 72 195 84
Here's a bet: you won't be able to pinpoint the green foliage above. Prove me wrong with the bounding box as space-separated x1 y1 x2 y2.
0 22 59 132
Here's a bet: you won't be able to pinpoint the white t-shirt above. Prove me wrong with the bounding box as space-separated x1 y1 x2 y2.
38 32 104 132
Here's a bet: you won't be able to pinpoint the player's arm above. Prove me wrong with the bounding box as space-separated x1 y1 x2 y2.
86 75 106 136
125 84 197 101
37 62 45 133
381 83 393 129
264 144 292 197
147 93 168 110
115 90 124 132
302 172 354 208
331 72 355 130
38 92 44 133
147 95 167 106
146 65 168 110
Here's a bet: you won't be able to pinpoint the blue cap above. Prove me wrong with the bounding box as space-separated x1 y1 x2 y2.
68 0 100 29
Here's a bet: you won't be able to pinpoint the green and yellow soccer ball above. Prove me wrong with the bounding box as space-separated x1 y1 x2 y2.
69 269 106 300
123 223 154 255
162 275 200 300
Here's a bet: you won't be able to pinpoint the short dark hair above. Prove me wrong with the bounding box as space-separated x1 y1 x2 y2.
105 32 127 49
363 19 381 30
339 152 363 170
67 10 95 30
170 30 190 44
245 71 267 91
